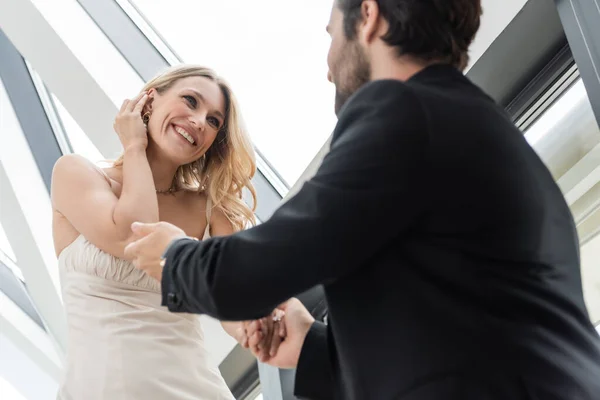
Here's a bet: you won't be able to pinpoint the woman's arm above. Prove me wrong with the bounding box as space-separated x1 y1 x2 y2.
52 94 158 259
220 321 247 346
112 145 158 233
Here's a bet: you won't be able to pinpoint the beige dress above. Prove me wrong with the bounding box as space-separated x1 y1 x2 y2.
57 202 234 400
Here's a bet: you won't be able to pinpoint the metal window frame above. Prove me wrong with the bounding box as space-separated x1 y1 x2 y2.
0 28 63 194
0 257 45 330
26 63 74 156
553 0 600 245
507 44 577 126
554 0 600 126
243 384 263 400
466 0 569 108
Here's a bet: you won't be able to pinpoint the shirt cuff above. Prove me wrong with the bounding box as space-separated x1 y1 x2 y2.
160 237 193 311
294 321 334 399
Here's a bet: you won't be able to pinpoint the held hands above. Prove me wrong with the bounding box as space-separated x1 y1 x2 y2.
243 308 287 363
240 299 315 369
114 92 150 150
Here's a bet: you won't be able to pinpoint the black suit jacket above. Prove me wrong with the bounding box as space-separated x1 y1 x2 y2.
161 65 600 400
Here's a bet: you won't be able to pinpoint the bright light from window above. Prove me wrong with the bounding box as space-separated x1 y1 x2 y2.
0 376 27 400
128 0 337 184
525 79 587 147
29 0 144 105
52 94 104 162
0 223 16 262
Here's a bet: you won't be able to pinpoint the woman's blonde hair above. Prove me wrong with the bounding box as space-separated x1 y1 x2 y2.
113 64 256 231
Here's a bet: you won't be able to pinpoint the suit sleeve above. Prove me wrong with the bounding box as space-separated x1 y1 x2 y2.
161 80 430 320
293 321 334 400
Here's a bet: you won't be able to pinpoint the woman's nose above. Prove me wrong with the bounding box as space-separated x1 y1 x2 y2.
190 115 205 131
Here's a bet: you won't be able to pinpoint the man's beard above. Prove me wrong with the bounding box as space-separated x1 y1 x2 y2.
333 40 371 116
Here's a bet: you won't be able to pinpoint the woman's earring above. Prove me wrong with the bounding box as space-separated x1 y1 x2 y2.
142 112 151 127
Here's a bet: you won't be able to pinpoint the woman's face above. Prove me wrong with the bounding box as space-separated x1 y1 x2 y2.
146 76 226 166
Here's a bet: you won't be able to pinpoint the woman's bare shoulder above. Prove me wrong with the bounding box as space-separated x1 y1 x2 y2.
53 155 110 182
51 155 116 206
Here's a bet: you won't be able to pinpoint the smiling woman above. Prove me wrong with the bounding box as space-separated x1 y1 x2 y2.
49 64 270 400
113 65 257 230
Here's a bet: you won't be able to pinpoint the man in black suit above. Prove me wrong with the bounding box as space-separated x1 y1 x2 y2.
125 0 600 398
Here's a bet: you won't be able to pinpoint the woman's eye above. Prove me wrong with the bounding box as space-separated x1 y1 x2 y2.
183 95 197 107
208 117 221 129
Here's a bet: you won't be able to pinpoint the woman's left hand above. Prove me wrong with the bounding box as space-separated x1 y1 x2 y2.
243 308 286 363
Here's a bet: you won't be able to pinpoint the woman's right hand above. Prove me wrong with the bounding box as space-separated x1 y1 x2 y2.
113 92 150 150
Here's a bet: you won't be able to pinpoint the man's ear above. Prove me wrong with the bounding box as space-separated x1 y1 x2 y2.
358 0 382 45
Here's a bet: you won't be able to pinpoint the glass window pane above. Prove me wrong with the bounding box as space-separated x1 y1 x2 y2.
0 222 16 262
525 78 600 180
129 0 336 184
52 94 104 162
30 0 144 106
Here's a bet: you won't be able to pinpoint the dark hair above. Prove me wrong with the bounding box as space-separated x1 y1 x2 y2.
337 0 482 70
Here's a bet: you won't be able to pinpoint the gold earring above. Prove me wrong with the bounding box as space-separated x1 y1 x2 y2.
142 112 151 126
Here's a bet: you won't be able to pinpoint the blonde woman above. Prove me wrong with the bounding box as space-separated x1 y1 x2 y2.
51 65 281 399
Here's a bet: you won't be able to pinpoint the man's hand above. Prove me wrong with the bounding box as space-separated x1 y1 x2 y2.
124 221 187 281
243 309 286 363
224 308 286 361
246 298 315 369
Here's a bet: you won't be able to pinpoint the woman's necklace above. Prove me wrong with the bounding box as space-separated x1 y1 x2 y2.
155 180 179 195
155 186 179 194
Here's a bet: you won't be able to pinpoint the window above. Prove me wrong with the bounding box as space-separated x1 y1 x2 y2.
29 0 143 106
0 77 60 293
0 223 16 263
524 78 600 184
51 94 104 162
124 0 337 184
